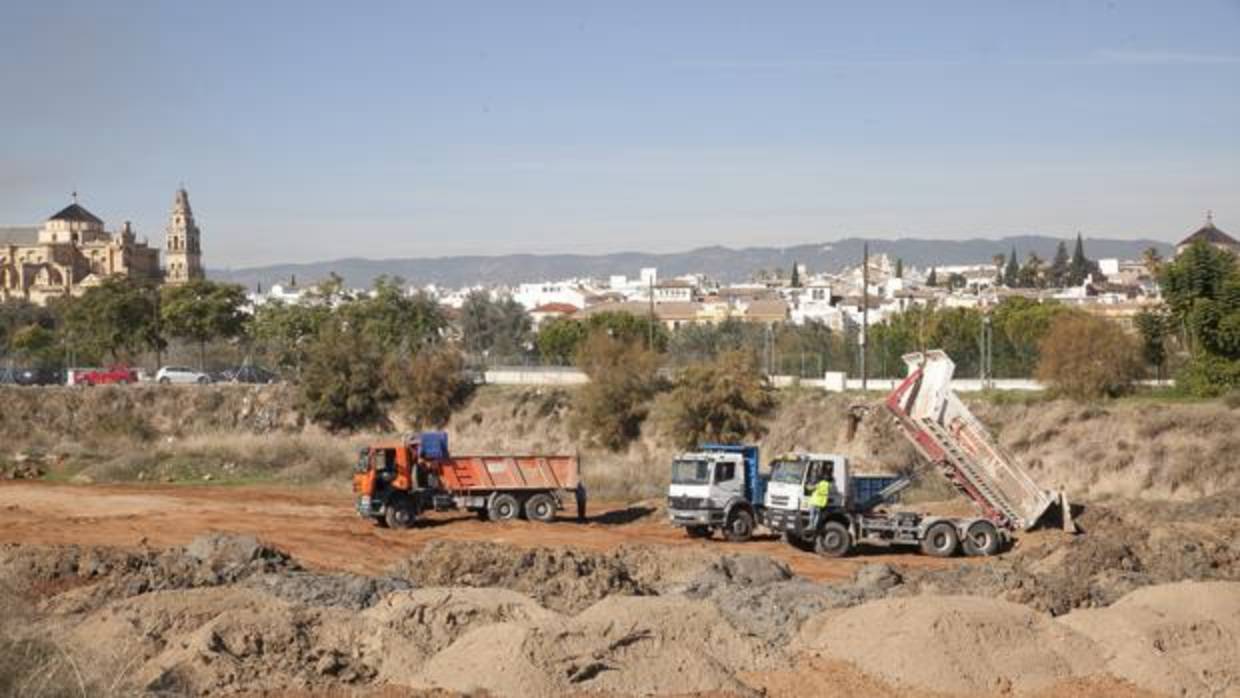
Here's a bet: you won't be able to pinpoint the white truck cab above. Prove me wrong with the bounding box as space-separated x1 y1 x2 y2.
764 452 849 515
667 445 762 541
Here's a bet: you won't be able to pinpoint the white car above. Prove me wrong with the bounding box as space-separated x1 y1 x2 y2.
155 366 212 384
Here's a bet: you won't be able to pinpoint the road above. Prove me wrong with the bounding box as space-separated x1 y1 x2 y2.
0 481 970 580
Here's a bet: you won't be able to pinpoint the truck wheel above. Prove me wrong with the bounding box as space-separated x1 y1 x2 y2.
384 497 417 529
723 509 755 542
685 525 712 539
488 493 520 522
962 520 1001 556
524 493 557 523
921 521 960 557
373 516 389 528
816 522 852 557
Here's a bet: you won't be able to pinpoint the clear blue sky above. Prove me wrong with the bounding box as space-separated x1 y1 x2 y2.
2 0 1237 267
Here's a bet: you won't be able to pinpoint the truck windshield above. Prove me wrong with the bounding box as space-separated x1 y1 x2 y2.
671 459 712 485
769 460 806 484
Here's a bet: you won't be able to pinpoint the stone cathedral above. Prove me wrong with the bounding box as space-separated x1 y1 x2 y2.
0 188 206 305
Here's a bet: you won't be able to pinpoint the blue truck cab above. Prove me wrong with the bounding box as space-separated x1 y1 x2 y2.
666 444 764 541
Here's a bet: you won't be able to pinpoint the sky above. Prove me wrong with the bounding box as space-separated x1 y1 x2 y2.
1 0 1238 268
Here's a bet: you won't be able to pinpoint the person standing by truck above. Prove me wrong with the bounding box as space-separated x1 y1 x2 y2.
807 474 831 531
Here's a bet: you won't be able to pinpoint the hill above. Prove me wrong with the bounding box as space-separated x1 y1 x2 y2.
210 235 1171 289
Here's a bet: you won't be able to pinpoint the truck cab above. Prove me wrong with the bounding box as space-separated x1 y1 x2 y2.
764 452 849 517
667 444 763 541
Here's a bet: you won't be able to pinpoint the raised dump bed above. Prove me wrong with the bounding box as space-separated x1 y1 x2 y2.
884 350 1059 531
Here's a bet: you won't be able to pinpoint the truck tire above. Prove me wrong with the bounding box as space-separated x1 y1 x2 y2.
723 509 755 542
921 521 960 557
816 521 852 557
524 493 557 523
384 496 417 529
962 520 1001 557
685 525 712 539
488 493 520 522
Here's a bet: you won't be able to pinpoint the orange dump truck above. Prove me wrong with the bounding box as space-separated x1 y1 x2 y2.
352 431 585 528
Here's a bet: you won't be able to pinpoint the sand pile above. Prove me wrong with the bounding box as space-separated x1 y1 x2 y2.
797 595 1105 695
415 594 780 697
1059 581 1240 698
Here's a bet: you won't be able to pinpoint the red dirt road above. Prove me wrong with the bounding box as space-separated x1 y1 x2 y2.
0 481 968 580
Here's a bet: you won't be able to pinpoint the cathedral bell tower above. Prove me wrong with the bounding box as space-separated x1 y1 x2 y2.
164 187 204 284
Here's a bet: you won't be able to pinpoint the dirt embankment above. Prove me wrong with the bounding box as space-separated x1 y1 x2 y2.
4 384 1239 502
3 531 1238 698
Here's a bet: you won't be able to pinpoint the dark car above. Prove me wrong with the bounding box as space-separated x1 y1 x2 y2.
1 366 65 386
224 365 278 384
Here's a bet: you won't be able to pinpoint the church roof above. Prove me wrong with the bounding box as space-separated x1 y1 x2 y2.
1178 217 1237 248
47 203 103 225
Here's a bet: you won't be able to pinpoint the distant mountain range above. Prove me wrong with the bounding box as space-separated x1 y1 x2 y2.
210 236 1173 290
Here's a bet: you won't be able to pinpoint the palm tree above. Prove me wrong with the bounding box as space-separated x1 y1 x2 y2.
1142 247 1163 278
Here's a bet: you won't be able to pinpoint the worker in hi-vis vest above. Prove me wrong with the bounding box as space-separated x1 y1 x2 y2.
808 476 831 531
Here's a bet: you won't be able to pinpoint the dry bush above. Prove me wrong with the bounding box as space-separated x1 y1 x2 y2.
666 350 776 449
1036 313 1144 400
388 345 473 429
570 332 663 452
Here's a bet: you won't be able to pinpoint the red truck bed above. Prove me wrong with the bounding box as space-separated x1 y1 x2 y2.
433 455 580 492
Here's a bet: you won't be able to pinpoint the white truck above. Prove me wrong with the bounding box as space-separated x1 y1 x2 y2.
667 444 764 542
763 350 1065 557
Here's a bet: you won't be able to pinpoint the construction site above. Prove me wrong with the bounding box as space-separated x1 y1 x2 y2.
2 355 1239 698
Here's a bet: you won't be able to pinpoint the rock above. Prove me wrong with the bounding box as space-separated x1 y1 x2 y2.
853 563 902 593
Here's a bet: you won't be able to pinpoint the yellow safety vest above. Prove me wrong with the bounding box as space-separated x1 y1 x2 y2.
809 480 831 508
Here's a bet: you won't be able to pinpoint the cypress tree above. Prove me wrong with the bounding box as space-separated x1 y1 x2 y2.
1068 233 1090 285
1049 241 1070 287
895 258 904 279
1003 247 1020 287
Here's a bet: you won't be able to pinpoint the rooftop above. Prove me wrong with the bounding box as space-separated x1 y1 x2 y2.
47 202 103 225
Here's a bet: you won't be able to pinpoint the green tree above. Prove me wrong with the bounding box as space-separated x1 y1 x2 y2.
299 319 394 431
926 267 938 287
460 290 532 359
536 317 588 364
10 324 59 368
389 345 472 429
1018 252 1044 288
667 350 776 448
249 300 331 376
585 311 668 351
62 277 162 364
1036 312 1143 400
343 277 445 352
946 272 967 291
1067 233 1094 286
0 300 58 357
160 280 249 369
1048 240 1071 287
894 258 904 279
790 262 801 288
1134 308 1172 381
571 331 663 451
1002 248 1020 287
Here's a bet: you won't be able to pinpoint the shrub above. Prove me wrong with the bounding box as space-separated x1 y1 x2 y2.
299 321 395 431
570 331 662 451
667 350 776 448
1175 354 1240 399
389 345 473 429
1035 312 1144 400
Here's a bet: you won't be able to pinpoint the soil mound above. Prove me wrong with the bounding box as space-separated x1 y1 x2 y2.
797 595 1105 695
1058 581 1240 698
390 540 673 613
416 595 779 697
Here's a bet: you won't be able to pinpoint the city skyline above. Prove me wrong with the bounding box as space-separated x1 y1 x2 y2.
2 1 1237 267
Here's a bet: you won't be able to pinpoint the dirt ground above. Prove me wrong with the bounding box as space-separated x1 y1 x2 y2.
3 481 1239 698
0 481 963 581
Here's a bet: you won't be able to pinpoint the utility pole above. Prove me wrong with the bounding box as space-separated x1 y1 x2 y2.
647 276 655 352
861 241 869 392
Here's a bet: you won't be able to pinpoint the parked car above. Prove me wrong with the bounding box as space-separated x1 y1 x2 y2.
74 366 139 386
15 367 65 386
222 365 278 384
155 366 212 384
